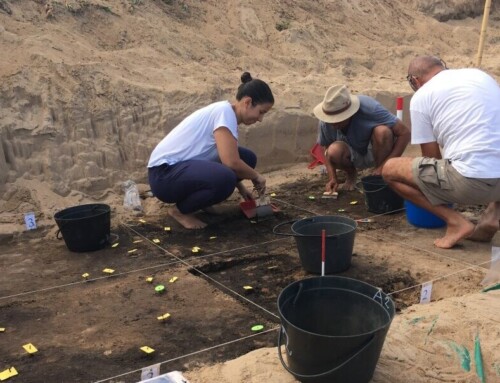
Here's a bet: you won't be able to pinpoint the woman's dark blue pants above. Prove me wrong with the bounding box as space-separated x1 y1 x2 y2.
148 147 257 214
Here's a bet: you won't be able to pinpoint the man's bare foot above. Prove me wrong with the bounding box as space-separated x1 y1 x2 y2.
338 179 356 191
168 206 207 229
467 203 500 242
468 221 499 242
434 220 474 249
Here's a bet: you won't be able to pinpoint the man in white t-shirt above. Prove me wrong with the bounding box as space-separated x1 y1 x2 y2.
382 56 500 249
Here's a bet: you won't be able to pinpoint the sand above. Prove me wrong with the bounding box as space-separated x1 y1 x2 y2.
2 0 500 238
186 290 500 382
1 0 500 382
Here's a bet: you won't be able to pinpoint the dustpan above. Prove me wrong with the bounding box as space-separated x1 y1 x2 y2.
307 143 326 169
240 199 279 221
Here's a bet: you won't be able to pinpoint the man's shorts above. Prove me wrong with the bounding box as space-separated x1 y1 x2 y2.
412 157 500 206
325 142 374 170
328 129 375 170
349 143 375 170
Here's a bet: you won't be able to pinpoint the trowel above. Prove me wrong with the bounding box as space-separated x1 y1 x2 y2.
240 194 278 221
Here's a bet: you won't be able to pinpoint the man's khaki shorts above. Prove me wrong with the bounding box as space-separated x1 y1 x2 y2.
326 142 375 170
334 129 375 170
412 157 500 206
349 143 375 170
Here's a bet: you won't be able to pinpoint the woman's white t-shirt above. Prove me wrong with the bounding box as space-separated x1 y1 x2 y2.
148 101 237 167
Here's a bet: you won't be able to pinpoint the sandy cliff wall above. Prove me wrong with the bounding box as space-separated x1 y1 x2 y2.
0 0 499 223
412 0 491 21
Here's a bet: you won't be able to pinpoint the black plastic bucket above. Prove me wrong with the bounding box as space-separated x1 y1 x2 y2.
277 276 395 383
360 175 404 214
54 204 111 252
273 216 357 274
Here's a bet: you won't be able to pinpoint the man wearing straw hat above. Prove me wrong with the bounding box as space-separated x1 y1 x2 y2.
313 85 410 193
382 55 500 249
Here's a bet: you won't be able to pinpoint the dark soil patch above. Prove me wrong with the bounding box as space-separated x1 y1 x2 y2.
0 174 426 382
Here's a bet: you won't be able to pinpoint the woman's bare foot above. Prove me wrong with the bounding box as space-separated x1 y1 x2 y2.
434 220 475 249
168 206 207 229
202 206 221 215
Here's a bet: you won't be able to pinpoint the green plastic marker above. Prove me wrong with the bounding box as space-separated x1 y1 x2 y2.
155 285 165 294
251 324 264 332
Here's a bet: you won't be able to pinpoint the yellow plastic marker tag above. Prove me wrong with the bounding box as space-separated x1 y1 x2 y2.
338 208 345 212
308 195 315 200
140 346 155 354
23 343 38 354
128 249 138 254
350 200 358 205
169 277 178 283
157 313 171 321
164 226 171 232
111 243 119 248
243 286 254 295
191 246 201 253
82 273 90 279
103 268 115 274
209 236 217 240
152 239 160 244
146 277 154 283
270 193 277 197
0 367 18 380
0 328 5 332
133 240 143 244
139 219 146 223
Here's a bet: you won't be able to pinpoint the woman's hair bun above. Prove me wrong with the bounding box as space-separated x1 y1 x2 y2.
241 72 253 84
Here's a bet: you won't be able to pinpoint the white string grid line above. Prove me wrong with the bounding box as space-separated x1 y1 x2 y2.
88 201 494 382
92 327 280 383
2 197 494 382
0 232 289 302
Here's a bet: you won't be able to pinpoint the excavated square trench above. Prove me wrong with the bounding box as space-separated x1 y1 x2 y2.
0 171 491 383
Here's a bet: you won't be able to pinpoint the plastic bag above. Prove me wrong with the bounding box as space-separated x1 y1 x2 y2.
481 246 500 287
123 180 143 212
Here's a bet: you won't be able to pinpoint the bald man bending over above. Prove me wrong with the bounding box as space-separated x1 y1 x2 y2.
382 55 500 249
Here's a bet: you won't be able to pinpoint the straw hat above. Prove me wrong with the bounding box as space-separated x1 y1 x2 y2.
313 85 360 123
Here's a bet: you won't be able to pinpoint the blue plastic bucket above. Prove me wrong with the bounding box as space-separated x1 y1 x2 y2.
404 200 445 228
